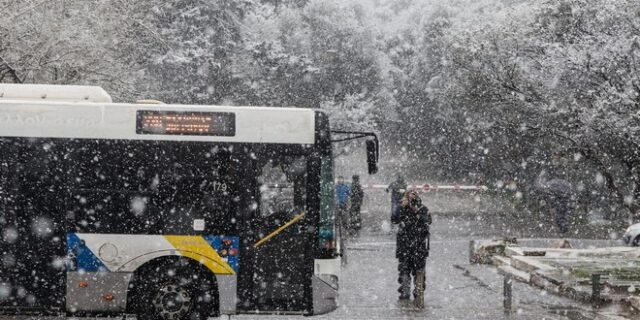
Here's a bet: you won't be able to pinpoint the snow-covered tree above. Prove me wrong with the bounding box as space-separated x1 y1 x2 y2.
0 0 143 100
237 0 391 130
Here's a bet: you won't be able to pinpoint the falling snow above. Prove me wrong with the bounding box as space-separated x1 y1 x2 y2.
0 0 639 319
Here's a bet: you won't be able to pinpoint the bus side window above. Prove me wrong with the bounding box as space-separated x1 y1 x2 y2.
258 156 307 220
259 162 294 217
156 145 236 235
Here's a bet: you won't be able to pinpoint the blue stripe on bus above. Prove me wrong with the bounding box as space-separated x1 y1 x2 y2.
204 235 239 273
66 233 109 272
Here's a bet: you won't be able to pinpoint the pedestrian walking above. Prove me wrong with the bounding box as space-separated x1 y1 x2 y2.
392 190 431 308
386 175 407 220
349 175 364 233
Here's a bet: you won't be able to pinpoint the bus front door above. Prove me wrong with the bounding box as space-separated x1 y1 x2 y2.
244 158 312 312
251 209 310 312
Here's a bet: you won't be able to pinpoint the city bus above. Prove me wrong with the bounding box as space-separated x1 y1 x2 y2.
0 84 378 319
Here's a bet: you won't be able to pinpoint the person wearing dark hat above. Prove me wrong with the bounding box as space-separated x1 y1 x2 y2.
392 190 431 308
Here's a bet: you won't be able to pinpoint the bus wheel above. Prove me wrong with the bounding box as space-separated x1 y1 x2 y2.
136 261 217 320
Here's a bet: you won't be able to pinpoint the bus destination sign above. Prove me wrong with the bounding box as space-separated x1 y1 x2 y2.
136 111 236 136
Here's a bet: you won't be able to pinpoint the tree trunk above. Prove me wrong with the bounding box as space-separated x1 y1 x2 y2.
580 148 632 221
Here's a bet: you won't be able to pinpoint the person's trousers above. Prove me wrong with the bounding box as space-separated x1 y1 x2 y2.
337 204 349 228
398 257 426 299
350 204 362 230
391 201 399 220
554 205 568 233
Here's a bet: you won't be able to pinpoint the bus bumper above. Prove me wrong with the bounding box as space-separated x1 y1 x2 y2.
66 272 132 313
312 258 340 315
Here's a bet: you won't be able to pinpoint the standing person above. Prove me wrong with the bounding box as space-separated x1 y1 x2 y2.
537 169 572 234
392 191 431 308
547 178 571 233
335 176 351 230
349 175 364 233
386 175 407 220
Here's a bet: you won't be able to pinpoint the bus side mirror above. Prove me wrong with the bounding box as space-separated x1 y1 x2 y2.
366 139 378 174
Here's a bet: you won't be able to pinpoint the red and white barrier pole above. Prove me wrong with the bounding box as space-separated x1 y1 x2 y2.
349 182 488 192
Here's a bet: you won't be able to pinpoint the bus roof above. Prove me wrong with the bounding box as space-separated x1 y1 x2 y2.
0 83 112 103
0 85 315 144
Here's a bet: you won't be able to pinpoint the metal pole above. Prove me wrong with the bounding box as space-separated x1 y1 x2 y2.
254 212 306 248
469 240 475 264
503 274 512 314
591 273 601 308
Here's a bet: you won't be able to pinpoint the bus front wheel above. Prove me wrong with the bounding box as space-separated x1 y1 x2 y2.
134 259 218 320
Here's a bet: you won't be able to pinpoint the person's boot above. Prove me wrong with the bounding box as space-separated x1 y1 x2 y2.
414 271 425 309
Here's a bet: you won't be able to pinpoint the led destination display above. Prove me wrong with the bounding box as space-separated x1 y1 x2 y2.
136 111 236 136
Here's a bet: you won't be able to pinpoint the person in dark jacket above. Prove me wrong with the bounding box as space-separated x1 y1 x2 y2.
547 178 571 233
349 175 364 232
392 190 431 308
386 175 407 220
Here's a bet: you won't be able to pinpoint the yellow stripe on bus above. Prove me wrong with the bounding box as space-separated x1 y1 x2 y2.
163 235 235 275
